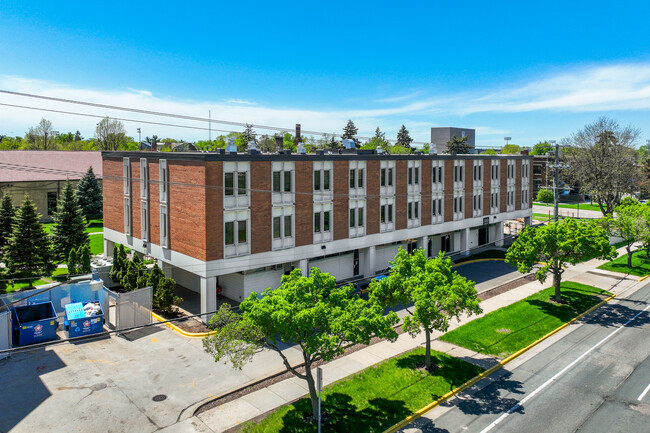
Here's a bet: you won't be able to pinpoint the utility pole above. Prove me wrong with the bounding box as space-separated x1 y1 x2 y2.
209 110 211 143
550 140 559 222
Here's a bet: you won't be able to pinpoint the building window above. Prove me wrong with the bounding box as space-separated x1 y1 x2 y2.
453 195 464 220
225 221 247 246
273 170 292 192
407 197 420 228
432 198 443 220
533 165 542 175
314 169 331 191
314 161 333 203
124 197 132 235
432 166 442 184
159 159 168 203
314 209 331 237
349 200 365 237
380 204 393 224
272 209 294 250
160 204 169 248
381 168 394 187
123 157 130 196
141 202 149 241
140 158 149 199
47 192 57 216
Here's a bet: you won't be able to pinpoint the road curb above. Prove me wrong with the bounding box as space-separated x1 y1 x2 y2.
381 293 616 433
638 274 650 282
151 311 217 338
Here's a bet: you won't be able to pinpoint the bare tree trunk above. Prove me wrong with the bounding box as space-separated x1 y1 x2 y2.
424 329 431 370
304 362 319 421
553 262 562 303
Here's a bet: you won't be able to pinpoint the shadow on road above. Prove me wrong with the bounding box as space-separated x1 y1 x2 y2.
580 299 650 328
399 416 451 433
454 370 525 416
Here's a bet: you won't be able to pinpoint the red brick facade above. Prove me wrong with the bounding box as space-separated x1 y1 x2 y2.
421 161 432 226
294 161 313 247
366 160 380 235
443 160 454 222
333 161 349 241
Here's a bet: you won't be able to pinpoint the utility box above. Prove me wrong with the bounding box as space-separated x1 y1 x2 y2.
64 301 105 338
11 302 58 346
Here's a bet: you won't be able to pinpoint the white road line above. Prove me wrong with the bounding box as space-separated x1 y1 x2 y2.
479 302 650 433
638 383 650 401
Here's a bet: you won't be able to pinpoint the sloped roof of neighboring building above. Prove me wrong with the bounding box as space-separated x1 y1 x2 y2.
0 150 103 183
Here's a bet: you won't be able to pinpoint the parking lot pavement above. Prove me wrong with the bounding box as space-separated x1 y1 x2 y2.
0 325 303 433
453 260 521 293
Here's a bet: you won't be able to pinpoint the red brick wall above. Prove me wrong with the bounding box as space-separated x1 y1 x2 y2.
444 160 453 222
148 160 160 244
131 159 141 238
500 161 507 213
515 160 522 210
333 161 349 241
366 160 380 235
168 160 207 261
251 161 272 254
483 160 491 214
206 161 223 261
464 160 473 219
395 160 407 230
421 161 431 226
103 158 124 235
294 161 313 247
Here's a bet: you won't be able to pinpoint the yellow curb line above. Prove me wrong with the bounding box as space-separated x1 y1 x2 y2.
151 311 218 338
382 293 616 433
638 275 650 282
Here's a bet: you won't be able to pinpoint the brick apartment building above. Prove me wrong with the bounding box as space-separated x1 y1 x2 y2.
102 150 532 322
532 155 550 198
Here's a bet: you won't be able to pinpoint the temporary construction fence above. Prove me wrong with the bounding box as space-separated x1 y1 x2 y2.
0 280 152 349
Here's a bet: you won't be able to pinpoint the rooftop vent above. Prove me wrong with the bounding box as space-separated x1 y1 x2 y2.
247 140 258 150
297 142 306 154
376 146 383 154
226 138 237 153
428 144 437 155
342 139 355 150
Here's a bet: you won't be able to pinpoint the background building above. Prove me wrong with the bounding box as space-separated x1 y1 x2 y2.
103 150 532 322
0 151 102 220
431 127 476 154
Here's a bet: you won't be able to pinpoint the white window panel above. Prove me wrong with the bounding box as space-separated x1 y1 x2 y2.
407 195 420 228
124 196 131 235
160 204 169 248
453 160 464 191
159 159 168 203
224 209 250 257
432 160 444 192
380 160 395 197
490 189 500 215
473 160 483 189
453 191 464 221
313 161 333 203
140 158 149 200
223 161 250 209
272 161 295 206
431 192 443 224
491 160 500 183
141 201 149 241
349 160 366 199
407 160 421 194
313 202 332 243
272 206 294 250
123 157 130 196
379 197 395 233
472 193 483 218
349 199 365 238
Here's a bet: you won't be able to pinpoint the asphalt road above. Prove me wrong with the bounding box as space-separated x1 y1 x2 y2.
399 280 650 433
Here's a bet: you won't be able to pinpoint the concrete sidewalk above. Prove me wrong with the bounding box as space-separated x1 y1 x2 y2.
190 245 642 433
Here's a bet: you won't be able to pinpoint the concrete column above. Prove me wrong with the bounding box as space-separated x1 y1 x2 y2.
364 245 376 277
200 276 217 325
495 221 505 247
462 227 470 256
420 236 428 256
297 259 309 276
104 239 115 258
161 261 173 278
523 216 532 227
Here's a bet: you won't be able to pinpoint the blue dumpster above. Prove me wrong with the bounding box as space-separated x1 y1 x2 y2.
64 300 105 338
11 301 58 346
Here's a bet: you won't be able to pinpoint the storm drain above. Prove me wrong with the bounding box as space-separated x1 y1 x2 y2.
152 394 167 402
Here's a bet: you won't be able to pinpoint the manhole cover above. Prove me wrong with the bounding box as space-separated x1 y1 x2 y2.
496 328 512 334
152 394 167 402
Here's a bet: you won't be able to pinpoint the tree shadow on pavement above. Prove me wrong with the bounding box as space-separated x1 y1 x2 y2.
278 393 411 433
579 299 650 328
399 416 451 433
453 371 525 416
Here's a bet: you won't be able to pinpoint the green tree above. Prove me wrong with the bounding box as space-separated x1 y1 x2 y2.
446 135 470 154
530 141 552 156
51 180 89 261
67 248 79 275
506 218 615 303
4 196 56 286
482 148 497 155
240 124 257 146
618 196 639 208
121 254 148 291
79 244 91 273
342 120 359 147
109 244 128 283
536 189 554 204
500 144 521 154
0 194 16 258
563 117 639 216
370 249 482 369
75 166 103 221
396 125 414 149
155 277 182 312
96 117 128 150
601 204 644 267
203 268 399 421
638 205 650 259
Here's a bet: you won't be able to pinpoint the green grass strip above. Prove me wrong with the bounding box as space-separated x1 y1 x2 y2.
440 282 611 358
597 249 650 277
241 348 482 433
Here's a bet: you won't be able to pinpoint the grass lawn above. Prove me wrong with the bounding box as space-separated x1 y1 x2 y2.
597 249 650 277
241 348 482 433
89 234 104 255
43 219 103 234
6 278 52 293
534 202 602 212
441 282 611 358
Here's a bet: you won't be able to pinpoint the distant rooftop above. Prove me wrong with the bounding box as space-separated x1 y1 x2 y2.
0 150 102 183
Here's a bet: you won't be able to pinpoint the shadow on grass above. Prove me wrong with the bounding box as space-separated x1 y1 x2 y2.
395 352 482 393
277 394 411 433
526 290 605 323
454 370 525 416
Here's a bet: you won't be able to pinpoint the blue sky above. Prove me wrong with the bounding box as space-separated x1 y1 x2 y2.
1 0 650 147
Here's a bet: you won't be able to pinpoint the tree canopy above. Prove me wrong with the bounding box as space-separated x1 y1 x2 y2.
446 135 471 154
396 125 414 149
0 194 15 258
51 180 89 261
562 117 640 216
506 218 615 302
75 166 103 220
342 120 359 146
203 268 399 420
500 144 521 154
96 117 128 150
530 141 553 156
370 249 482 369
601 203 645 267
536 189 554 204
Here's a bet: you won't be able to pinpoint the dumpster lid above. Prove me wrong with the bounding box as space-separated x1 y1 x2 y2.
65 302 86 320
